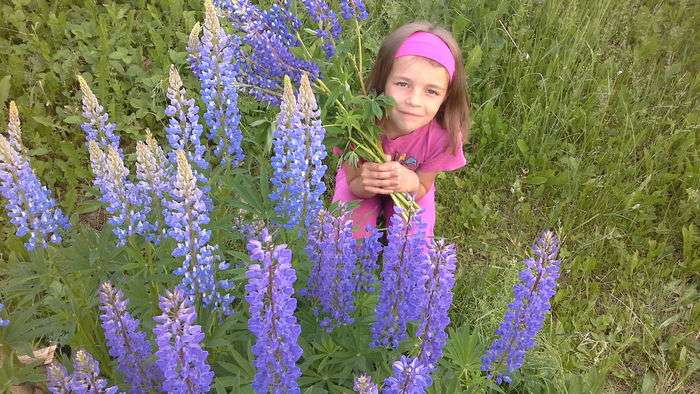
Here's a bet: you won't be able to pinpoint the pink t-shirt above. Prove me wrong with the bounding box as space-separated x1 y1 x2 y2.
380 119 466 173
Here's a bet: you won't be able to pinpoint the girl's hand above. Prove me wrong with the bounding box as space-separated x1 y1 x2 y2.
360 159 420 195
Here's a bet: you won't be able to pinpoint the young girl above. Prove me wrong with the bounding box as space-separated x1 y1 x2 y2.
332 21 470 239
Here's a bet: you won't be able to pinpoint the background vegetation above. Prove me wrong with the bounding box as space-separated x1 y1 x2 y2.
0 0 697 392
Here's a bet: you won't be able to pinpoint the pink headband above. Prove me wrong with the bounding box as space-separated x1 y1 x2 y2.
394 31 456 81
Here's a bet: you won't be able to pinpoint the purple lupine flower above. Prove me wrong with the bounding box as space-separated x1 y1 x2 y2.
78 76 121 156
187 22 204 81
47 362 72 393
245 229 303 393
87 142 149 247
355 224 383 292
353 373 379 394
135 130 170 243
296 73 328 227
165 65 208 172
214 0 320 105
164 150 233 315
5 101 25 154
299 0 342 57
269 75 327 229
153 288 214 393
190 0 244 166
69 349 119 394
372 209 430 349
416 239 457 370
481 230 561 384
0 302 8 327
383 356 433 393
0 133 69 251
303 207 357 331
340 0 369 20
98 282 160 393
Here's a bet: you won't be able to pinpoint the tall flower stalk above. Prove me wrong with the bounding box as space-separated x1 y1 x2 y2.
303 206 357 331
188 0 244 166
354 224 383 292
153 288 214 393
164 149 232 315
245 229 303 393
214 0 320 105
135 129 170 243
269 74 327 229
0 103 69 251
371 209 430 349
416 239 457 370
98 282 160 393
299 0 342 58
481 230 562 384
78 76 121 156
69 349 119 393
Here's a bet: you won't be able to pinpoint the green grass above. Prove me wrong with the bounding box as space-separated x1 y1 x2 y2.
1 0 698 392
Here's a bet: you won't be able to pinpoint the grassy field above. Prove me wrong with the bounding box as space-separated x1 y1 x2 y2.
0 0 697 392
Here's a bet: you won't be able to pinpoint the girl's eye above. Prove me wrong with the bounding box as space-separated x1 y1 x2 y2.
395 81 408 87
427 89 439 96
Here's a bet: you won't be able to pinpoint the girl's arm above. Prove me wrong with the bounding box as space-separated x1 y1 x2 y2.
354 160 437 200
343 161 393 198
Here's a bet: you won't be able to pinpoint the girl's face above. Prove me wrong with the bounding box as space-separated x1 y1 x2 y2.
382 55 450 138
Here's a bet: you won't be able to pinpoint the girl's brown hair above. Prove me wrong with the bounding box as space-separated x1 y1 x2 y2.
366 21 470 153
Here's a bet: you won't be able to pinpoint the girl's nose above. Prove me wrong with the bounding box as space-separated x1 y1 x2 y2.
405 89 421 107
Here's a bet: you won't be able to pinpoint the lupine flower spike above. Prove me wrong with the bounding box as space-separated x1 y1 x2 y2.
481 230 562 384
269 75 327 229
0 302 9 327
355 224 383 292
0 106 69 251
70 349 119 393
153 288 214 393
372 209 430 349
135 129 170 243
164 149 233 315
340 0 369 20
78 76 121 155
416 239 457 370
246 229 303 393
46 362 71 393
214 0 320 105
190 0 244 166
383 355 433 393
88 142 149 246
98 282 160 393
353 373 378 394
299 0 342 57
303 206 357 331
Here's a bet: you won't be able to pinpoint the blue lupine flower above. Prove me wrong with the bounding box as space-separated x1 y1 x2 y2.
355 224 383 292
383 356 433 393
153 288 214 393
214 0 320 105
5 102 24 154
340 0 369 20
165 65 208 172
88 142 150 247
299 0 342 58
245 229 303 393
190 0 244 166
135 130 170 244
353 373 379 394
416 239 457 370
0 134 69 251
98 282 160 393
372 209 430 349
481 230 561 384
269 75 327 229
164 150 233 315
303 207 357 331
69 349 119 394
47 362 71 394
78 76 122 156
0 303 8 327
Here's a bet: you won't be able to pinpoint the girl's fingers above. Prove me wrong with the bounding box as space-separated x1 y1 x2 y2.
365 186 393 195
362 178 398 189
